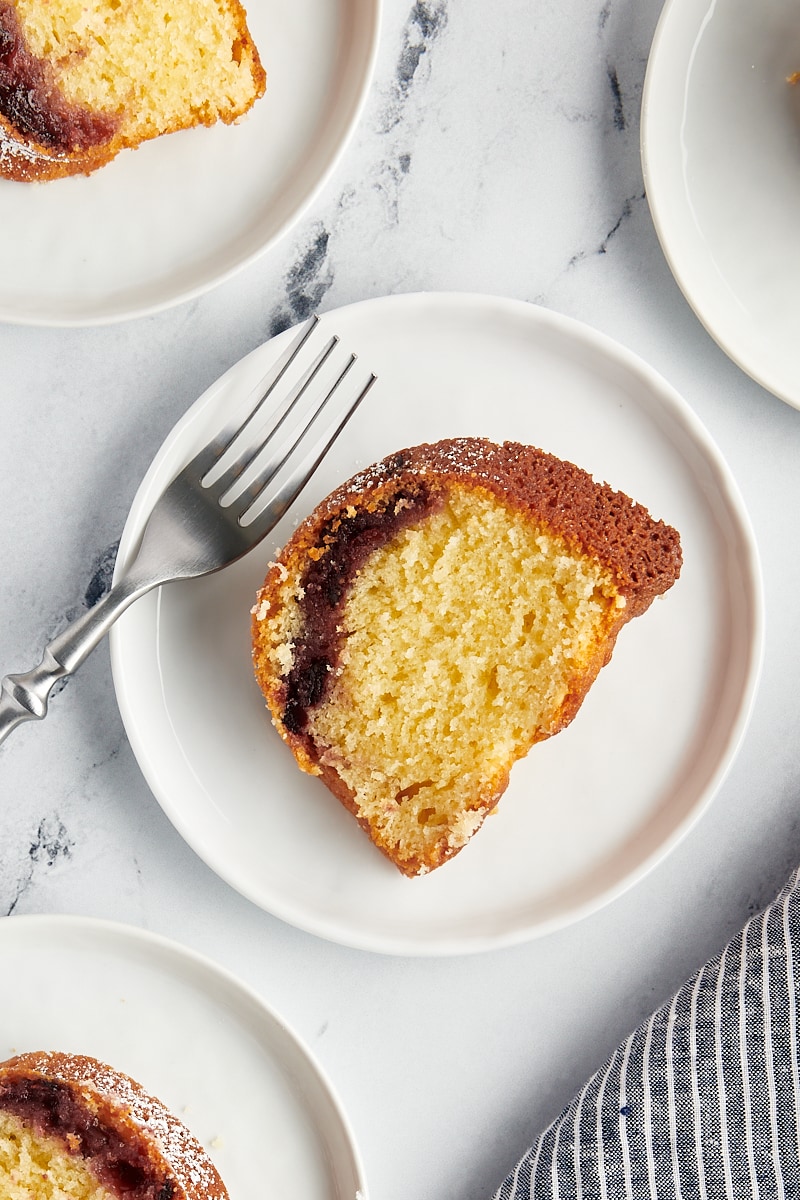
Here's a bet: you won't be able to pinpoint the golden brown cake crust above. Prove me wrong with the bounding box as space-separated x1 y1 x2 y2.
252 438 682 876
0 1050 228 1200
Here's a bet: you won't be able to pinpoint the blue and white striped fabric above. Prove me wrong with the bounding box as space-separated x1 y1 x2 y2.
493 867 800 1199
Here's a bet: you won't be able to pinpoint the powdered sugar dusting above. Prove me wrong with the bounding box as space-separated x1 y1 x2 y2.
0 126 45 165
332 438 519 500
0 122 70 179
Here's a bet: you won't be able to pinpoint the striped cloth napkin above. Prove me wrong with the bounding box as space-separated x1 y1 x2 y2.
493 866 800 1199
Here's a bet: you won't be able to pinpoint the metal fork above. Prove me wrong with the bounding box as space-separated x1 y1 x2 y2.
0 316 376 746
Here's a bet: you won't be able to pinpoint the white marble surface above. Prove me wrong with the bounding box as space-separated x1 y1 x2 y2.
2 2 800 1198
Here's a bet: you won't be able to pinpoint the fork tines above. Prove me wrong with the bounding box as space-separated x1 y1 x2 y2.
200 315 376 532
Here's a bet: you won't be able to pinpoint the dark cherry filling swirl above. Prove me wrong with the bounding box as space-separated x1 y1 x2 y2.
0 1076 175 1200
0 2 118 152
282 484 441 735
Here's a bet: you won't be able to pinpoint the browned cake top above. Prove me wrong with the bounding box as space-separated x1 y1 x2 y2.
0 1050 228 1200
285 438 683 608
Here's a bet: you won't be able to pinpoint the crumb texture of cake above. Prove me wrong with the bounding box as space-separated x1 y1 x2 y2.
251 438 683 878
0 0 265 181
0 1050 228 1200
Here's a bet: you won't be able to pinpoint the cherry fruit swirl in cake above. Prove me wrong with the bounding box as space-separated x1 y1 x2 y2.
251 438 683 878
0 0 265 181
0 1050 228 1200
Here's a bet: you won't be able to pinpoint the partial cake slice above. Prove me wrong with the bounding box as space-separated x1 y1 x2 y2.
0 0 265 181
251 438 683 877
0 1050 228 1200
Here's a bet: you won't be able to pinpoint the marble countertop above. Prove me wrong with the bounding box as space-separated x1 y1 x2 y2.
2 1 800 1198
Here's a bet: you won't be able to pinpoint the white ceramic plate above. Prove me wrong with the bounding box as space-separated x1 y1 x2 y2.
0 0 379 326
0 916 366 1200
110 291 763 956
642 0 800 408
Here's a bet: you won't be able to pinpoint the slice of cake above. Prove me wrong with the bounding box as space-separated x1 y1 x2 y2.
251 438 683 877
0 0 265 181
0 1050 228 1199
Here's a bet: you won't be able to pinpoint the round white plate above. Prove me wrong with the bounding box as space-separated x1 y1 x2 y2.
642 0 800 408
0 0 379 326
0 916 366 1200
110 291 763 956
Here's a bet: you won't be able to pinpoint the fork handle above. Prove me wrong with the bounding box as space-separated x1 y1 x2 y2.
0 574 152 746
